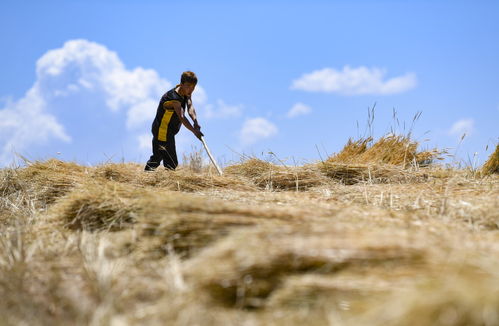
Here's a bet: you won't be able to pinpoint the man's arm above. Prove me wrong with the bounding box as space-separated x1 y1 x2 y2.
187 97 200 129
168 101 203 139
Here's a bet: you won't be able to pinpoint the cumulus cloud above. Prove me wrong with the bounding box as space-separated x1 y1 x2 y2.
287 102 312 118
204 99 243 119
191 86 243 119
0 39 172 165
0 39 244 165
0 87 71 164
138 133 152 151
449 119 474 138
192 85 208 107
240 118 278 145
126 99 159 129
35 39 170 124
291 66 417 95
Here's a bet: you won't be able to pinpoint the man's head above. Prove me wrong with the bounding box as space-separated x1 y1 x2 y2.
179 71 197 97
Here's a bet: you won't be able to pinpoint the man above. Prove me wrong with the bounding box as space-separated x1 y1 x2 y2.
145 71 204 171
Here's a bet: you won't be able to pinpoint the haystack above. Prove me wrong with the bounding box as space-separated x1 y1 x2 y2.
46 181 142 231
16 159 87 205
151 169 255 192
133 190 304 259
186 226 425 309
327 137 372 163
482 144 499 176
320 135 439 184
92 163 255 192
138 214 257 259
329 135 440 167
225 159 329 190
0 168 25 196
360 268 499 326
91 163 142 183
319 162 428 185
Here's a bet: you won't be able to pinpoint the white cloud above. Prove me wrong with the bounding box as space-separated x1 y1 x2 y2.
0 38 241 165
449 119 474 137
0 86 71 164
240 118 278 145
35 39 170 124
192 85 208 106
138 133 152 151
291 66 417 95
127 99 158 129
0 39 172 165
287 102 312 118
204 99 243 119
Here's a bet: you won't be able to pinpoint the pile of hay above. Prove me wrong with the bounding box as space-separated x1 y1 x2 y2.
91 163 141 183
329 135 440 167
225 159 329 190
482 144 499 176
46 181 142 231
328 137 372 163
0 168 25 197
138 214 257 259
186 226 425 309
15 159 87 205
359 268 499 326
0 168 32 227
317 135 439 184
92 162 255 192
150 169 255 192
319 162 428 185
134 190 304 259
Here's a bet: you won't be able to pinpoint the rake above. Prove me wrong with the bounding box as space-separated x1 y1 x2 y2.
200 136 223 176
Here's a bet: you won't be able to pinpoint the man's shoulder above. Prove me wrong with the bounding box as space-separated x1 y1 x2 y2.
165 87 183 101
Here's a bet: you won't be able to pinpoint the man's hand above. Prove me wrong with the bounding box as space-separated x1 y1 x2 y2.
194 129 204 140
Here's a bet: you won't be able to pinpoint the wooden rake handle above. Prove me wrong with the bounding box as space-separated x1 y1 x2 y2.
200 136 223 176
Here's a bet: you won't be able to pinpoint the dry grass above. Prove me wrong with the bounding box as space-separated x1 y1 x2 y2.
186 226 426 309
13 159 88 205
319 162 429 185
225 158 330 190
482 144 499 176
92 162 254 191
315 134 443 185
45 181 141 231
357 265 499 326
1 142 499 325
328 134 441 167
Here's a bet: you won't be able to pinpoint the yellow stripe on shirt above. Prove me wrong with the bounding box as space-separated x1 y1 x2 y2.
158 110 175 141
157 100 181 141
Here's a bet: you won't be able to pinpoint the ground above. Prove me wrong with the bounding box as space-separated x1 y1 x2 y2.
0 156 498 325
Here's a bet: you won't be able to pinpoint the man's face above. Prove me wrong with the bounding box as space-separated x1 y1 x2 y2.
181 83 196 97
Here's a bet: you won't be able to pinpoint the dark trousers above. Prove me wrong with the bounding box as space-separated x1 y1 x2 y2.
145 137 178 170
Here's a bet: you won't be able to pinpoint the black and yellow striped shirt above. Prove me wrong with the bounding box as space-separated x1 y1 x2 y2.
151 87 187 142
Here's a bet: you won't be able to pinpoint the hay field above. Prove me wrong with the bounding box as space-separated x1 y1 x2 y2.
1 139 498 325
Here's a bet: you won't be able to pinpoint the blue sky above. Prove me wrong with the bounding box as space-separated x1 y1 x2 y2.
1 0 498 167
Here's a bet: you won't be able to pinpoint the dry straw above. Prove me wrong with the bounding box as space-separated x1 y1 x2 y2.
358 267 499 326
15 159 87 205
92 162 254 192
2 139 498 325
482 144 499 176
186 226 426 309
319 162 429 185
133 190 307 260
46 181 142 231
225 158 330 190
327 135 440 167
319 135 440 184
